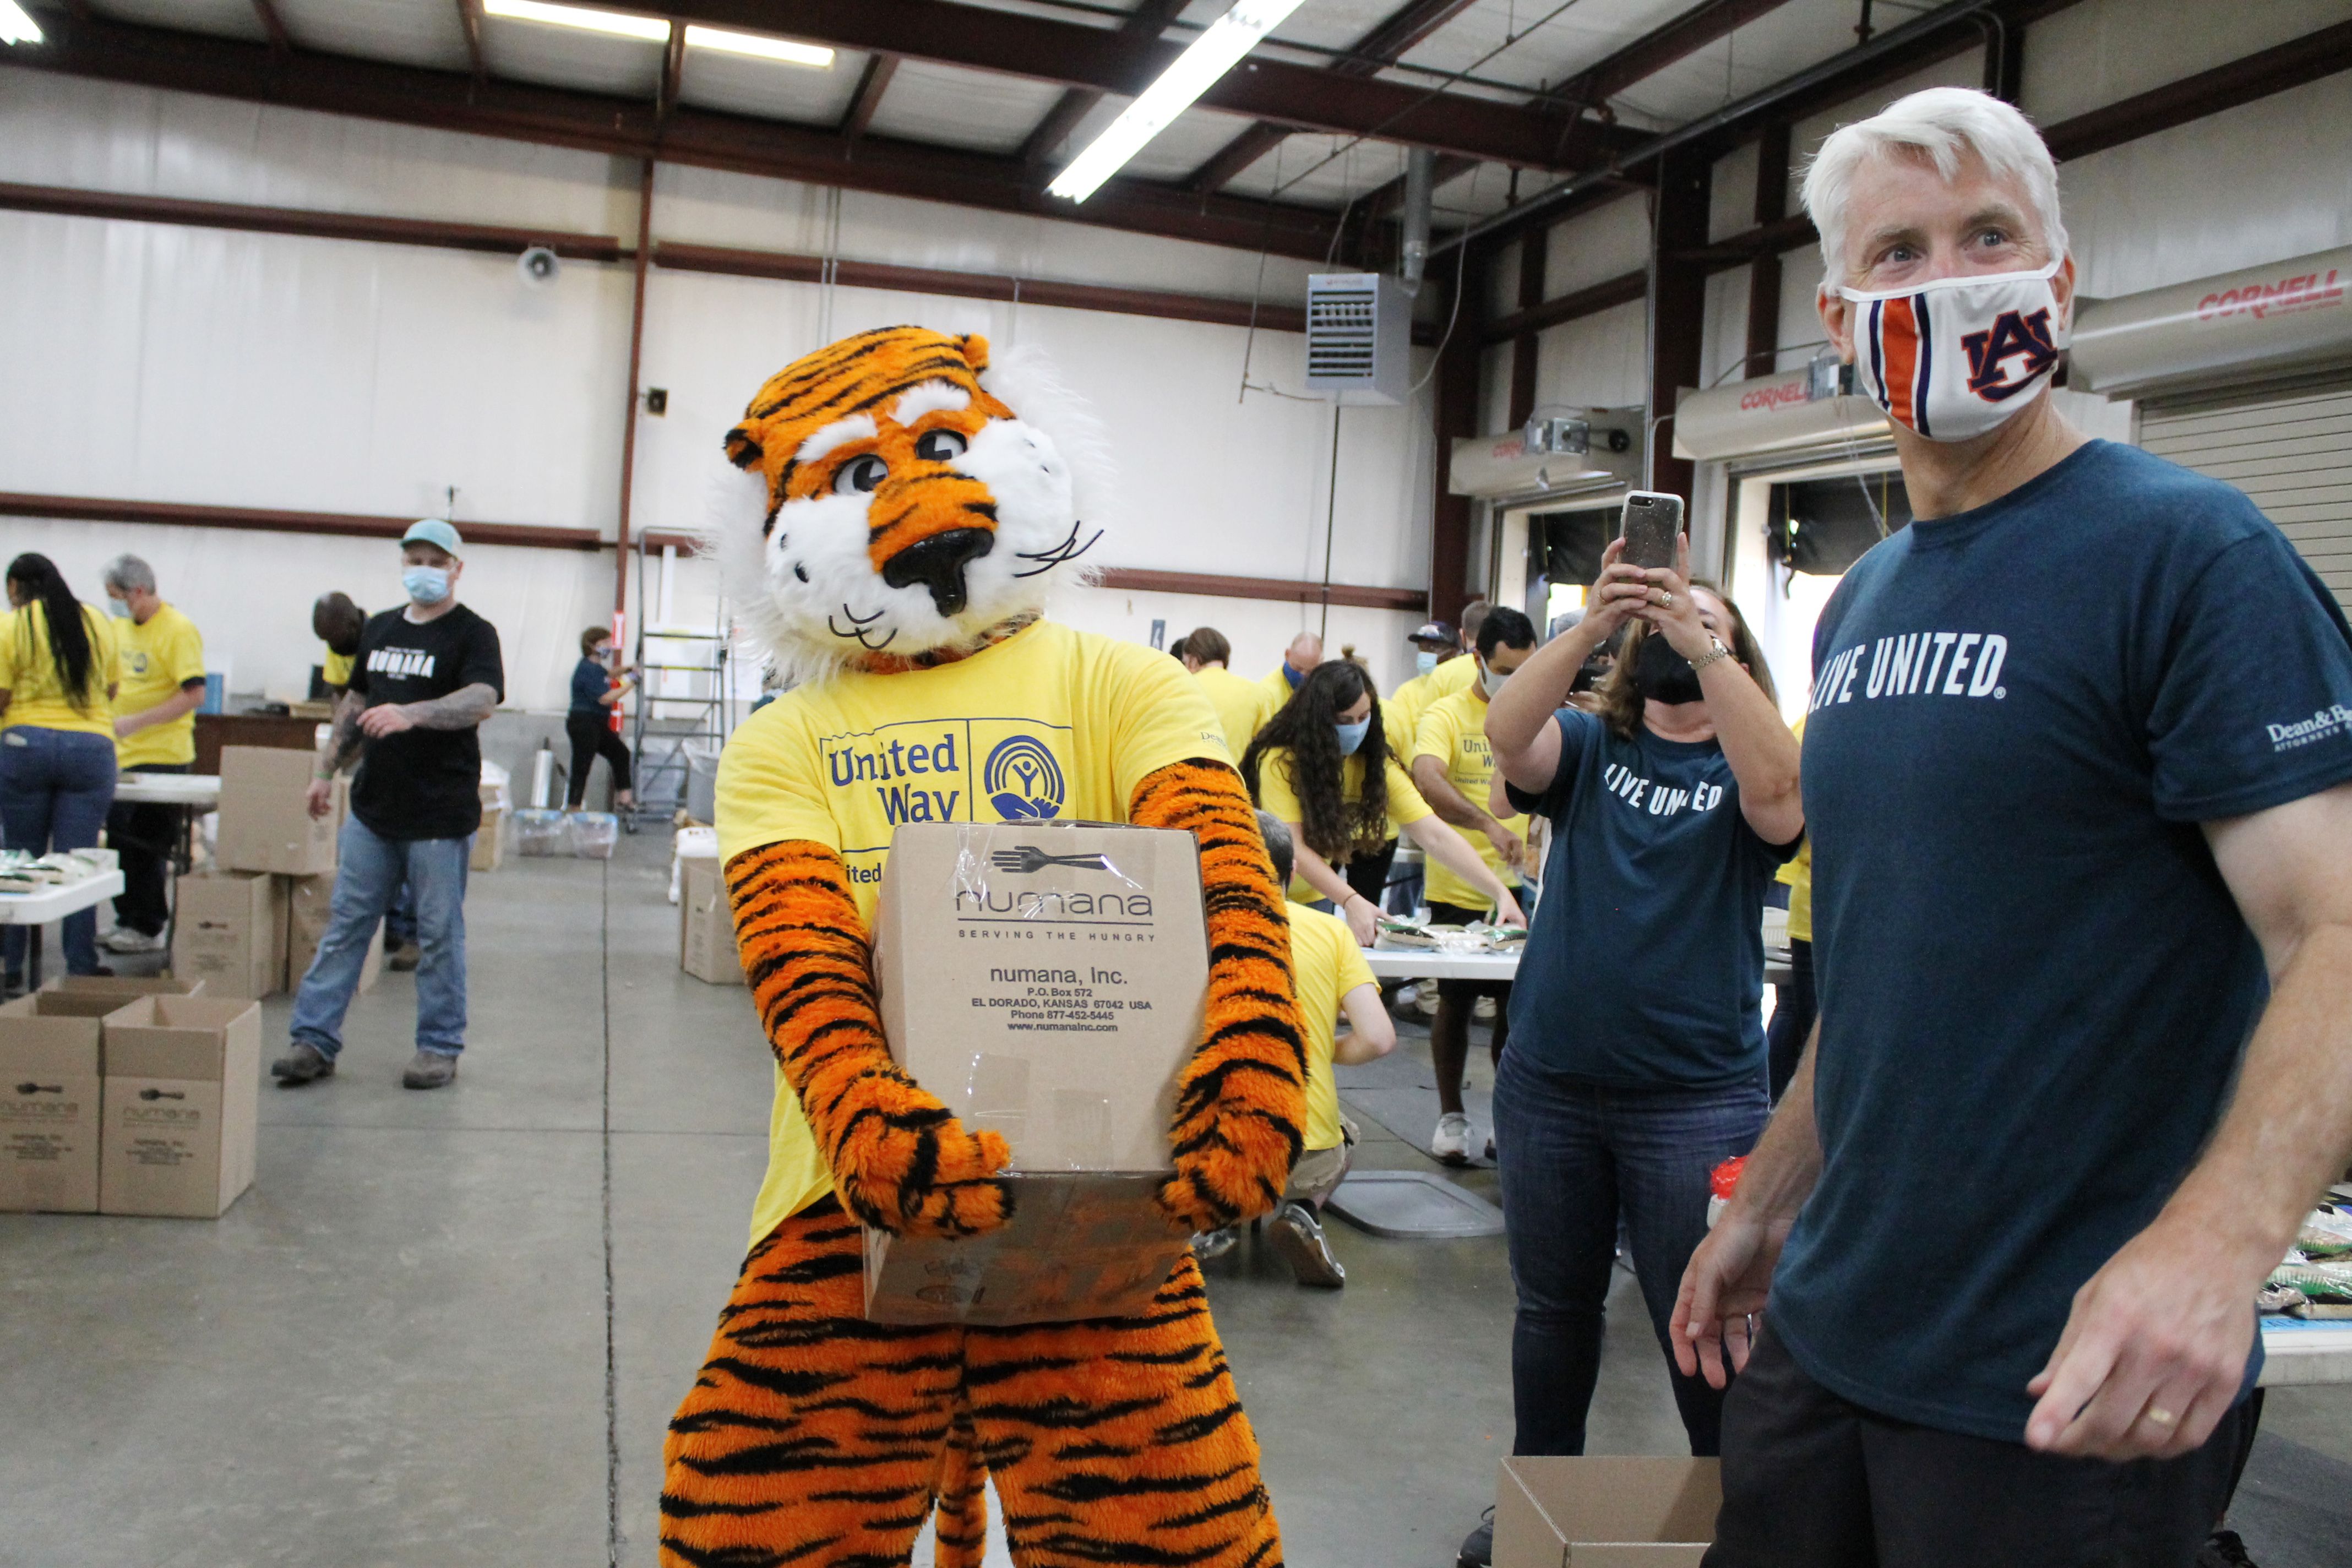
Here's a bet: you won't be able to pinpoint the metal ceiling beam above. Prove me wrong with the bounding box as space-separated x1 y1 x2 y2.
2039 17 2352 161
1017 0 1191 169
839 52 895 142
1538 0 1799 112
10 10 1346 260
632 1 1611 170
1185 0 1487 195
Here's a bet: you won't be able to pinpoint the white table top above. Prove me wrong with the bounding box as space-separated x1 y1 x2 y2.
113 772 222 807
0 871 124 924
2258 1316 2352 1386
1363 946 1522 982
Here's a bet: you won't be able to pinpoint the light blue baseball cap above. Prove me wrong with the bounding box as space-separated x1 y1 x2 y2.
401 518 464 556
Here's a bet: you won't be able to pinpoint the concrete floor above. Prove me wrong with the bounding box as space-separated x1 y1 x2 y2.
4 832 2346 1566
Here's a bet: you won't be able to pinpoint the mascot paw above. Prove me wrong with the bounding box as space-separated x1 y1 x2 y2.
835 1113 1016 1239
1156 1118 1293 1235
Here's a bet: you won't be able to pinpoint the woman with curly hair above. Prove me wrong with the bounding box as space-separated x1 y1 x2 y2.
1243 660 1524 945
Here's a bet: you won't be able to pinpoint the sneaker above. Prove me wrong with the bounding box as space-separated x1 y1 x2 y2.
1458 1506 1495 1568
1391 982 1420 1014
386 941 422 972
1433 1112 1473 1166
271 1042 335 1085
2198 1531 2257 1567
1190 1227 1240 1262
1473 995 1498 1021
402 1050 459 1090
101 927 167 954
1267 1201 1345 1288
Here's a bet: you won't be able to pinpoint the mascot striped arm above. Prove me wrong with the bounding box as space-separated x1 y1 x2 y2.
661 326 1308 1568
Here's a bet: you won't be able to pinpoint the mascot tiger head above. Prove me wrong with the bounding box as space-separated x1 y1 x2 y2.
711 325 1107 682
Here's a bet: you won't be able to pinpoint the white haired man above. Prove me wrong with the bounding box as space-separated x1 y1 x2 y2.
1670 88 2352 1563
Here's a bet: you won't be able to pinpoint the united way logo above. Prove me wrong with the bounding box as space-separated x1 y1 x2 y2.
984 735 1064 820
1961 307 2059 401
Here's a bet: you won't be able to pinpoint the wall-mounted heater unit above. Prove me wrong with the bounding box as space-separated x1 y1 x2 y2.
1305 273 1410 405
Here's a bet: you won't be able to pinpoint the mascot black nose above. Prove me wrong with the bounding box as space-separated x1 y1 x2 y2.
882 527 994 617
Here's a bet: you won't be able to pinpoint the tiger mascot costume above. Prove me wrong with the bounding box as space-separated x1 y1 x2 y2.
662 325 1309 1568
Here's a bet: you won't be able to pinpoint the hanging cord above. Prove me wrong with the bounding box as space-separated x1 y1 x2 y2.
817 185 843 342
1317 403 1344 640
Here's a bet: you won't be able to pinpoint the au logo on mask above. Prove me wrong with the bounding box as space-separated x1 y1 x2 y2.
1962 309 2059 401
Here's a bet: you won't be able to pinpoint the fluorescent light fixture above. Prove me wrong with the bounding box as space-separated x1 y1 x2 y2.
0 0 43 47
481 0 669 43
684 25 833 68
1048 0 1305 204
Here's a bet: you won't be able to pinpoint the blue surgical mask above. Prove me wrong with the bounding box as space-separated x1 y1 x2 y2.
1415 650 1439 677
1283 663 1305 691
403 565 451 606
1335 717 1371 755
106 597 132 619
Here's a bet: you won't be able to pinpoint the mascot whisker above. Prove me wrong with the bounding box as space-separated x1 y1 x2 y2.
664 325 1308 1568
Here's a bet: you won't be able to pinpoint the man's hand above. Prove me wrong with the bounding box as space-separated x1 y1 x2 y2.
1489 821 1528 876
1670 1210 1785 1389
2023 1214 2263 1460
113 715 135 739
305 778 336 820
359 703 417 738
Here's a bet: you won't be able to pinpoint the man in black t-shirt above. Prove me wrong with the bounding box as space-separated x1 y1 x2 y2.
273 520 504 1091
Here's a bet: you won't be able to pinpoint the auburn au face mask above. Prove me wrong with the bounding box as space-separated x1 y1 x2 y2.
1839 261 2067 442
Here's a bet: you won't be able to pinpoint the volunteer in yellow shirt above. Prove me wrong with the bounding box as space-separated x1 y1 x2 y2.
0 552 121 986
714 617 1232 1248
1767 714 1814 1102
1239 657 1524 946
1257 630 1322 710
1378 619 1475 919
100 555 209 954
1410 606 1540 1164
313 592 365 694
1178 625 1277 755
1219 812 1391 1289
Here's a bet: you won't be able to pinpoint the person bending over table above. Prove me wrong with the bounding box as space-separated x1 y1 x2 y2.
1241 659 1523 946
100 554 206 955
1457 537 1800 1568
1411 605 1539 1166
0 553 121 989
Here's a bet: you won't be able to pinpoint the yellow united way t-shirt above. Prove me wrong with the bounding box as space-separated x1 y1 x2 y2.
0 602 119 739
1250 745 1430 903
715 619 1231 1246
1287 903 1376 1152
323 646 357 690
1194 663 1277 758
1412 686 1528 913
1382 653 1476 764
114 602 206 767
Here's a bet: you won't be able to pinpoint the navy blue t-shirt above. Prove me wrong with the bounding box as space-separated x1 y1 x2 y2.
1504 709 1798 1087
1772 440 2352 1442
569 657 609 715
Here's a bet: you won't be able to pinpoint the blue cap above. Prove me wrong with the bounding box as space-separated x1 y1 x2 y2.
401 518 463 556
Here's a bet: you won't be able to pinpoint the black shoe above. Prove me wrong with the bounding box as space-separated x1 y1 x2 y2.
387 941 422 972
2198 1531 2257 1567
271 1042 335 1085
1457 1506 1495 1568
402 1050 458 1090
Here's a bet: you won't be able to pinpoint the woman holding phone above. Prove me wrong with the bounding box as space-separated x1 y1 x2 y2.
1451 530 1801 1568
1243 660 1525 945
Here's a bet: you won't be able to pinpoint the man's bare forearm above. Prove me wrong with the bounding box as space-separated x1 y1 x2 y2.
405 683 498 731
317 692 365 776
1411 756 1497 836
1726 1022 1827 1227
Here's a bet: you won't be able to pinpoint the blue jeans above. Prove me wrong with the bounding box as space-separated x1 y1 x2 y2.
1494 1047 1767 1457
289 815 470 1058
385 878 417 949
0 726 118 980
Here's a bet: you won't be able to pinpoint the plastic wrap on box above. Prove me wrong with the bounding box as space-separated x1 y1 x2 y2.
568 813 619 860
513 809 567 857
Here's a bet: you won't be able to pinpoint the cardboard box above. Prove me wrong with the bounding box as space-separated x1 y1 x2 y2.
216 745 340 875
36 974 206 1012
281 873 382 995
0 994 105 1213
171 871 286 1001
1493 1457 1721 1568
470 805 507 872
678 854 745 986
98 995 262 1219
862 821 1208 1325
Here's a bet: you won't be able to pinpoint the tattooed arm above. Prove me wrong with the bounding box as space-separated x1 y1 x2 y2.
307 691 367 819
359 682 497 738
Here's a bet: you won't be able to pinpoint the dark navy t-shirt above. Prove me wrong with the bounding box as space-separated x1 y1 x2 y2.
570 657 609 715
1504 709 1798 1087
1772 439 2352 1442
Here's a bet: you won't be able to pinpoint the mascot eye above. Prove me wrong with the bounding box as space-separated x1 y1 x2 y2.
833 455 888 496
914 429 968 464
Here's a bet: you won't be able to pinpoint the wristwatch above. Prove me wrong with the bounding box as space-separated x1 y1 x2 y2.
1689 636 1734 674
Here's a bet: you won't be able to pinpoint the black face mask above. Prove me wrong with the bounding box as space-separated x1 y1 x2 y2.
1632 633 1705 705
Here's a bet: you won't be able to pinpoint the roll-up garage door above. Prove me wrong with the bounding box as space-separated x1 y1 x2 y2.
2139 373 2352 611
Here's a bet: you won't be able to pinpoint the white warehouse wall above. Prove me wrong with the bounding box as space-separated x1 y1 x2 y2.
0 68 1433 709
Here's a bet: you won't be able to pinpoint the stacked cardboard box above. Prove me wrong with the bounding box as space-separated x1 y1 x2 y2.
678 853 746 986
281 872 383 994
861 821 1210 1326
215 746 340 877
171 870 287 1001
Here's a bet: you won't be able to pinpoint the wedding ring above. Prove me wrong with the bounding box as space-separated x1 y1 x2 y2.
1658 590 1673 607
2143 1407 2178 1428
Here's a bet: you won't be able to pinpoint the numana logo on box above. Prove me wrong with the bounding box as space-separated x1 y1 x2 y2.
957 844 1153 924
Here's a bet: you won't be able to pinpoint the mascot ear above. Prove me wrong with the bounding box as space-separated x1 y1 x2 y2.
957 334 991 377
722 423 765 472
